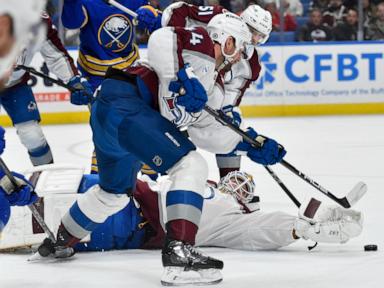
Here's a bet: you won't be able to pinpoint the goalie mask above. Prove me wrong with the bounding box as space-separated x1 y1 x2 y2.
207 12 252 61
218 171 255 204
240 4 272 45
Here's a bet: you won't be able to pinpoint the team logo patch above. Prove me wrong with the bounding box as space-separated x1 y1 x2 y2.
163 94 201 127
28 101 37 112
98 14 132 52
152 155 163 167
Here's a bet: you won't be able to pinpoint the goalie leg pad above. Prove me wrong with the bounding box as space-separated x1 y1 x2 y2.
15 120 53 166
62 185 130 240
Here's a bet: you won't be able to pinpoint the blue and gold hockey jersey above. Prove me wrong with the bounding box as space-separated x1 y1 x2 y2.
62 0 147 88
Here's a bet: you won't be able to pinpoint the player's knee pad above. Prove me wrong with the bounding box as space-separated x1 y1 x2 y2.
167 151 208 196
15 121 53 165
15 120 46 150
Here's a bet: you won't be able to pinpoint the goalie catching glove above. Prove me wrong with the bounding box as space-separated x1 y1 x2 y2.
169 66 208 113
294 198 363 244
235 127 286 166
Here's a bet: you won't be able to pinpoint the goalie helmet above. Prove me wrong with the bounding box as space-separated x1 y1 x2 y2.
218 171 255 203
240 4 272 45
207 12 252 59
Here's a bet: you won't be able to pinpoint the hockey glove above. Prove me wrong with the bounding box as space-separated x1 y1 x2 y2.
0 126 5 155
136 5 162 33
235 127 286 166
221 105 242 127
169 66 208 113
0 171 37 206
0 191 11 231
68 76 93 105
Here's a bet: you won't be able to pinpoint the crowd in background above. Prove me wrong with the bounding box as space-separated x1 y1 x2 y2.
46 0 384 44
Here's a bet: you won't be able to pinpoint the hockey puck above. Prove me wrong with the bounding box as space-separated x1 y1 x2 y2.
364 244 378 251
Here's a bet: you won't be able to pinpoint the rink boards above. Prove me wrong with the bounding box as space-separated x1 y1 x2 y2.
1 41 384 126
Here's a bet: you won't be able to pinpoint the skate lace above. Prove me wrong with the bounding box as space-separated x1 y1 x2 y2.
185 244 204 258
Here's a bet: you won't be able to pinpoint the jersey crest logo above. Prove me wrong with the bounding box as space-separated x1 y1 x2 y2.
163 94 201 127
98 14 133 52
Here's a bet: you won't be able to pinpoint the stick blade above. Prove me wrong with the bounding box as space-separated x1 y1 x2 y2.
346 181 367 207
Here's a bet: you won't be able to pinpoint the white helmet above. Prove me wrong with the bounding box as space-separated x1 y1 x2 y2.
207 12 252 59
241 4 272 45
218 171 256 204
0 0 46 78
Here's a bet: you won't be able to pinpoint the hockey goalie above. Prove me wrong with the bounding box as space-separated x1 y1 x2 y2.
0 164 363 256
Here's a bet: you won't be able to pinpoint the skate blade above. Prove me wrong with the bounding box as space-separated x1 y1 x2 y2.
161 267 223 286
28 251 44 262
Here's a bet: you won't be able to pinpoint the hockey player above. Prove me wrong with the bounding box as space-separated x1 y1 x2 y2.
0 0 44 237
0 166 363 253
0 126 37 234
0 12 93 167
161 2 273 178
35 13 285 286
61 0 162 91
61 0 163 174
86 171 363 251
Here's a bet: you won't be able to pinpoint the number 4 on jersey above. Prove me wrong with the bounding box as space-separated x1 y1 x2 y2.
190 32 204 45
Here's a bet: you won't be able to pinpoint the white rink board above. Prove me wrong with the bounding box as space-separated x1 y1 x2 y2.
242 42 384 105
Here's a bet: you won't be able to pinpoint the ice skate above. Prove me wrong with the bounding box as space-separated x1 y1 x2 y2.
161 239 223 286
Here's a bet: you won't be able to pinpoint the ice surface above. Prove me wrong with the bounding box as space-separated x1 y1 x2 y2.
1 115 383 288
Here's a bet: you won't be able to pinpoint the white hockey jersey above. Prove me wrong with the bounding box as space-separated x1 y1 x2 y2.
142 26 242 154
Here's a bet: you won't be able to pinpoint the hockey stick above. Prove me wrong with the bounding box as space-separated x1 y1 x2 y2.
0 157 56 242
16 65 93 109
203 106 367 208
103 0 139 25
264 165 301 208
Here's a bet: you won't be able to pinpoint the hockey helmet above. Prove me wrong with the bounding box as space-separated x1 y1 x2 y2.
218 171 256 204
207 12 252 59
240 4 272 45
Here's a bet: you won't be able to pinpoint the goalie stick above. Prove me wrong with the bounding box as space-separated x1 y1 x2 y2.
264 165 301 208
203 106 367 208
0 157 56 242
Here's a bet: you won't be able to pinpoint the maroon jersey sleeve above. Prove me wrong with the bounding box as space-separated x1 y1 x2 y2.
163 2 226 27
234 49 261 106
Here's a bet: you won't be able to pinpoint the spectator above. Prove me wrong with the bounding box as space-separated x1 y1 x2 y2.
287 0 304 16
264 0 298 31
296 8 333 41
333 8 358 40
363 0 377 28
323 0 347 27
310 0 330 12
366 2 384 40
